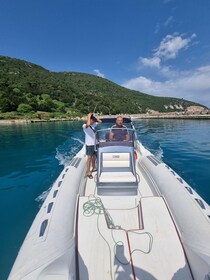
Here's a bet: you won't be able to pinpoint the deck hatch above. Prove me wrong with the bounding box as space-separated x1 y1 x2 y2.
39 219 48 237
195 198 205 209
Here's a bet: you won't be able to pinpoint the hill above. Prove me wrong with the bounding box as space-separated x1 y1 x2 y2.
0 56 204 119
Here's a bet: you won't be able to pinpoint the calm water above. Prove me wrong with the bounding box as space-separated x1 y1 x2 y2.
0 119 210 279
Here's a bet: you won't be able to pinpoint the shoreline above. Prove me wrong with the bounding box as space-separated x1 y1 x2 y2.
0 117 84 126
0 114 210 125
130 113 210 120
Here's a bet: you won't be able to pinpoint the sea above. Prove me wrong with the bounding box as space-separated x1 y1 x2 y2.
0 119 210 279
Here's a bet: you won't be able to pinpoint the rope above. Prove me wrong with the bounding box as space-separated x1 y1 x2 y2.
112 229 153 266
82 196 154 280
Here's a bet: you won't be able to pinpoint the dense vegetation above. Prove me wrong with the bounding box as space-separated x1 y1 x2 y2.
0 56 201 119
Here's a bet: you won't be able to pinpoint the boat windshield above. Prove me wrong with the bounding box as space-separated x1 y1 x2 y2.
96 128 135 147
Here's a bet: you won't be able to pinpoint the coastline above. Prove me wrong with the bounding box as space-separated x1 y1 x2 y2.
1 113 210 125
130 113 210 120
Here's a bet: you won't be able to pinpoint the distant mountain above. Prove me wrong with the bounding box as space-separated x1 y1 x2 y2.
0 56 204 117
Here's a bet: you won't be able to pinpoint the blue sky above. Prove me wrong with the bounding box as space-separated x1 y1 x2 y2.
1 0 210 107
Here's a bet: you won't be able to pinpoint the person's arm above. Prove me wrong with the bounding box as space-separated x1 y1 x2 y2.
96 118 102 124
124 127 130 141
109 126 115 141
125 133 130 142
109 131 114 141
85 113 92 128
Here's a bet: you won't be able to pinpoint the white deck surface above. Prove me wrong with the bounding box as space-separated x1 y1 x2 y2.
130 197 193 280
77 196 136 280
77 195 193 280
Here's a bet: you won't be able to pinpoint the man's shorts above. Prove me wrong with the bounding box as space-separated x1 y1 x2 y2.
86 145 96 156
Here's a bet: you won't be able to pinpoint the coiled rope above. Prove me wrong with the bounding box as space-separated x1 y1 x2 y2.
82 196 153 280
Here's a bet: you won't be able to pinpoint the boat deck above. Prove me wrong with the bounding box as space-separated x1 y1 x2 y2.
77 195 193 280
78 151 193 279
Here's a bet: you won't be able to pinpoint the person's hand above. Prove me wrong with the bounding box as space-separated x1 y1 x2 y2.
87 112 92 119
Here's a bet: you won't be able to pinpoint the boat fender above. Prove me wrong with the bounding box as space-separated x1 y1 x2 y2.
134 150 138 160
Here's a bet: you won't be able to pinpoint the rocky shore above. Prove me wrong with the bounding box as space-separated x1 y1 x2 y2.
0 117 83 125
130 113 210 120
0 106 209 125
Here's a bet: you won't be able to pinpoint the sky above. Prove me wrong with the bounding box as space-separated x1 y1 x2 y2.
0 0 210 108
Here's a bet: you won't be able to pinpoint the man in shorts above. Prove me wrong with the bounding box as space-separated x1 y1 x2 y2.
109 116 129 142
83 112 102 179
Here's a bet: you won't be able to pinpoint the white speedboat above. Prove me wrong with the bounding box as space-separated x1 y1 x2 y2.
8 118 210 280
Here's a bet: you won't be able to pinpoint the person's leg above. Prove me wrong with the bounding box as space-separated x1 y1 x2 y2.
86 145 94 178
91 154 96 171
86 155 91 176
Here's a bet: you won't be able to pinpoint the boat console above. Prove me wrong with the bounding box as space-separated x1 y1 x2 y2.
96 128 139 195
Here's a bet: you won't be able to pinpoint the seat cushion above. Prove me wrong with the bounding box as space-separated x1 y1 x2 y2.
99 172 136 183
102 152 130 168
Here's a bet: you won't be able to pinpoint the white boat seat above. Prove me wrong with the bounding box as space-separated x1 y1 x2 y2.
102 152 130 168
97 148 138 195
99 172 136 183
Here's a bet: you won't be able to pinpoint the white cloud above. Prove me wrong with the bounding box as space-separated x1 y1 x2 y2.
154 16 174 34
124 33 210 107
164 16 174 27
154 23 160 34
139 33 196 68
93 69 105 78
122 65 210 108
155 33 196 60
140 57 161 68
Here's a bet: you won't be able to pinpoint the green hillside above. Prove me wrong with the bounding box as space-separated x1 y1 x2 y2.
0 56 201 119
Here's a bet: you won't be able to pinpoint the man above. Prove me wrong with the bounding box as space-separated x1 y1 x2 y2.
109 116 129 141
83 112 102 179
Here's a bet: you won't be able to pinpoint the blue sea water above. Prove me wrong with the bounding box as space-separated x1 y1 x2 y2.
0 119 210 279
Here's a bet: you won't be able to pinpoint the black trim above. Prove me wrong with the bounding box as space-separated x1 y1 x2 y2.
53 190 58 198
47 202 53 213
74 158 82 168
185 187 193 194
70 158 78 166
39 219 48 237
100 117 131 123
170 170 176 176
195 198 205 209
177 177 183 184
58 181 62 187
147 156 159 166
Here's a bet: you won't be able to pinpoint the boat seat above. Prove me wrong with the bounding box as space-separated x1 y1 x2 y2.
97 147 138 195
102 152 130 168
99 171 137 183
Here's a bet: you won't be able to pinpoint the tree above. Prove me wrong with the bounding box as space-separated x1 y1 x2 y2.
0 98 17 112
17 103 33 113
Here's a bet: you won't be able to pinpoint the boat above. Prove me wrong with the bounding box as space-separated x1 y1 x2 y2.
8 117 210 280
